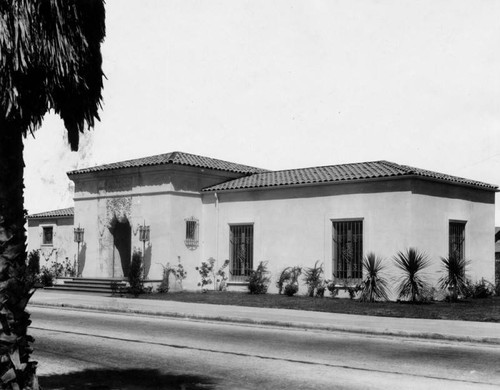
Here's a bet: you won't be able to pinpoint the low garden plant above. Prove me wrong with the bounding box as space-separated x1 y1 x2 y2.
438 255 469 302
393 248 430 302
196 258 230 292
359 253 390 302
303 261 324 297
282 266 302 296
247 261 271 294
157 261 187 293
128 250 145 297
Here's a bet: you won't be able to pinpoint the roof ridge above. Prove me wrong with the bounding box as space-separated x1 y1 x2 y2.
68 151 268 175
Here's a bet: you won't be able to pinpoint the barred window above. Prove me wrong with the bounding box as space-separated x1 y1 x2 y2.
184 218 199 248
42 226 53 246
449 221 466 260
229 225 253 282
332 220 363 280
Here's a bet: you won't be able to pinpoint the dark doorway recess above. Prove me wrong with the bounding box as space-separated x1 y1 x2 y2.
110 219 131 277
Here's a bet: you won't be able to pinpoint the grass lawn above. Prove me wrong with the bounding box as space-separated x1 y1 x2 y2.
139 291 500 323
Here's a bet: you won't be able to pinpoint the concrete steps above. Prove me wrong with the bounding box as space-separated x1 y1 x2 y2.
46 278 128 294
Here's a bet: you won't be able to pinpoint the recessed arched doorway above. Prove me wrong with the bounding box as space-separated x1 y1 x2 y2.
109 218 131 277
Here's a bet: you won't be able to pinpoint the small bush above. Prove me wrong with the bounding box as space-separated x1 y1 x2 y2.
247 261 271 294
281 266 301 297
284 283 298 297
26 250 41 287
128 250 145 297
316 285 326 298
303 261 324 297
465 279 495 299
158 261 188 293
196 258 229 292
40 267 55 287
325 279 338 298
276 267 292 295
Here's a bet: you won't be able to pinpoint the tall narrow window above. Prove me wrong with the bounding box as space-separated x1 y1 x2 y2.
184 218 199 248
449 221 466 260
332 220 363 280
42 226 53 246
229 224 253 281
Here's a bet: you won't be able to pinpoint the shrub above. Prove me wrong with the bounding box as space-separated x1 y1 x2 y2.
157 261 188 293
316 285 326 298
325 279 338 298
438 255 469 302
40 266 55 287
393 248 430 302
359 253 390 302
303 261 324 297
247 261 271 294
284 283 298 296
128 250 145 297
276 267 292 295
26 250 41 287
343 280 362 300
196 258 230 292
281 266 301 297
61 257 77 277
465 279 495 299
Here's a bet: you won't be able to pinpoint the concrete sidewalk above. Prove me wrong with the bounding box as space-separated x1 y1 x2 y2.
29 289 500 345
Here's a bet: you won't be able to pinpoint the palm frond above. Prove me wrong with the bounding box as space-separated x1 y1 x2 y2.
0 0 106 150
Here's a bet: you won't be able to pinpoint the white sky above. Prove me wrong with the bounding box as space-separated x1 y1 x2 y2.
24 0 500 223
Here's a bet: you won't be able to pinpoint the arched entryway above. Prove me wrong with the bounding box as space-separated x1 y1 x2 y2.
109 218 131 277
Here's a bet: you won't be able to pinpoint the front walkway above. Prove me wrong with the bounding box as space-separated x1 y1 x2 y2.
29 289 500 344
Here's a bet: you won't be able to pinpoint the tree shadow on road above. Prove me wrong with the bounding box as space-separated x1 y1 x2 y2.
39 368 218 390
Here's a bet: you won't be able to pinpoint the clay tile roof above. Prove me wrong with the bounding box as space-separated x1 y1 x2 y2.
67 151 268 176
203 160 498 192
28 207 74 219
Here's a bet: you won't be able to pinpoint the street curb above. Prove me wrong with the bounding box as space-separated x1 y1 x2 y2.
29 301 500 346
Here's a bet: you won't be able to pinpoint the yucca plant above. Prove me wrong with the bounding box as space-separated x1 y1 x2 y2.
439 255 469 302
359 253 390 302
0 2 105 388
393 248 431 302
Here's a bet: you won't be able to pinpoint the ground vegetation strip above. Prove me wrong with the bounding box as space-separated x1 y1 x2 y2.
139 292 500 322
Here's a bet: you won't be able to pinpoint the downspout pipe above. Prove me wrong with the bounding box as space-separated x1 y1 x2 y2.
214 192 219 271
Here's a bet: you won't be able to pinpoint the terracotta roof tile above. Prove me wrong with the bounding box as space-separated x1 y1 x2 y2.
203 160 497 192
28 207 74 219
67 151 268 176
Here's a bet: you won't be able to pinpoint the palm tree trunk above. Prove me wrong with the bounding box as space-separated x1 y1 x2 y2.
0 123 39 390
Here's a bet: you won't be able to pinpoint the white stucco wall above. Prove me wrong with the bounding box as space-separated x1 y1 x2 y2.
202 178 495 295
27 216 75 272
70 164 241 287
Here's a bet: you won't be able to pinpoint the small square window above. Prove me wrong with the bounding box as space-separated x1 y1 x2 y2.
42 227 53 246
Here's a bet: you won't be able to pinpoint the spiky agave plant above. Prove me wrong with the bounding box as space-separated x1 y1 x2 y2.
393 248 431 302
439 255 469 302
359 253 390 302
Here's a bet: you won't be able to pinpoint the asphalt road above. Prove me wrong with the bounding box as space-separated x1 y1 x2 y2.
29 306 500 389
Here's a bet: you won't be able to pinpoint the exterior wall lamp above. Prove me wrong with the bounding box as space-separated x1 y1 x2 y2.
138 221 150 260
